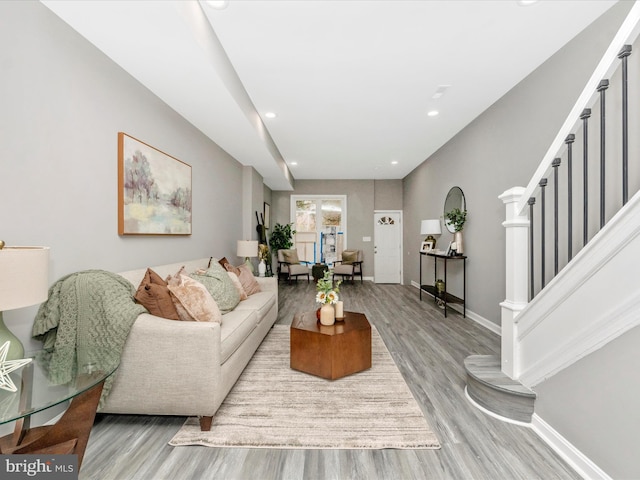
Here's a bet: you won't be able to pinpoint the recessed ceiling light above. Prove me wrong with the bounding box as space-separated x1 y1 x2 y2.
391 161 398 165
427 110 439 117
265 112 277 119
206 1 229 9
517 0 539 6
290 161 298 166
432 85 451 99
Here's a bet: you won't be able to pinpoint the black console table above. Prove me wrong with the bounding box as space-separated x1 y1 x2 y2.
419 252 466 318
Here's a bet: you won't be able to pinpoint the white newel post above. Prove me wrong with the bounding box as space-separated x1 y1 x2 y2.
498 187 529 379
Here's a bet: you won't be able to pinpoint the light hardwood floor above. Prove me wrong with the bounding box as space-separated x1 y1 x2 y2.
80 281 580 480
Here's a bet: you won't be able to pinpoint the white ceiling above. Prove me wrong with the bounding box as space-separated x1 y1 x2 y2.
41 0 617 190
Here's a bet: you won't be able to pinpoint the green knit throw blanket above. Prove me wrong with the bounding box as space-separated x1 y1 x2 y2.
32 270 147 408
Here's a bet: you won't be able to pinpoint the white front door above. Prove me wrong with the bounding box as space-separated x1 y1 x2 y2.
374 211 402 283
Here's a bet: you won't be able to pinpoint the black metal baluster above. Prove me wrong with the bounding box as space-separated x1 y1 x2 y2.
565 134 575 260
580 108 591 246
552 158 561 276
528 197 536 301
618 45 631 205
540 179 548 289
598 79 609 229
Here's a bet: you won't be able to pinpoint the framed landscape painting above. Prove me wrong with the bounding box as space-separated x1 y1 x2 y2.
118 132 192 235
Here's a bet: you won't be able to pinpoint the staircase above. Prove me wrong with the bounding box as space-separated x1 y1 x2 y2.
465 3 640 424
464 355 535 423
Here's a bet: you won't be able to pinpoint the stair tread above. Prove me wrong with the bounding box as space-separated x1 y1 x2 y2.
464 355 536 398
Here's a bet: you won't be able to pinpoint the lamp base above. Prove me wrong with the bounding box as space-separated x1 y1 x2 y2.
244 257 255 273
423 235 437 247
0 311 25 360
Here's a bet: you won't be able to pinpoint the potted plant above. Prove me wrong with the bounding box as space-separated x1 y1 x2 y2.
445 208 467 255
269 222 296 251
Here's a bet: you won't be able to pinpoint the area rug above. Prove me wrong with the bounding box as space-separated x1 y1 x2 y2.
169 324 440 449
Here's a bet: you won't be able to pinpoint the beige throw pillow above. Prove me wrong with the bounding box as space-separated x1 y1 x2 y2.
341 250 358 265
281 249 300 264
227 271 248 300
224 263 261 296
167 274 222 323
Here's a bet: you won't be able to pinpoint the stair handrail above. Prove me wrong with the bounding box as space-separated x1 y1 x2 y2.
516 1 640 216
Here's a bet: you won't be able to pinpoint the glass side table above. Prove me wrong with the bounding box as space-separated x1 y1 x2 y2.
0 351 118 469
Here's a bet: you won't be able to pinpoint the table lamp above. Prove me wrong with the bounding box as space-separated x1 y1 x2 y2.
237 240 258 273
0 243 50 360
420 219 441 246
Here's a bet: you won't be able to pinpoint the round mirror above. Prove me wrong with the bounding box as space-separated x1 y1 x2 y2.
444 186 466 233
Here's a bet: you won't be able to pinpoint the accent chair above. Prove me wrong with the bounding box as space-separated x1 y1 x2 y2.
333 249 363 283
277 249 310 284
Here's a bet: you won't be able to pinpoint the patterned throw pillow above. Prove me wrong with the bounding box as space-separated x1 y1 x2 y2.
281 249 300 264
190 262 241 314
167 274 222 323
224 263 261 296
134 268 180 320
341 250 358 265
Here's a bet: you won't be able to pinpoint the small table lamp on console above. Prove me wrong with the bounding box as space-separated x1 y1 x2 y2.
237 240 258 273
0 241 50 360
420 219 441 247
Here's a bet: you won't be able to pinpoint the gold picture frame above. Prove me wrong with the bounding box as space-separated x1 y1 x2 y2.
118 132 192 235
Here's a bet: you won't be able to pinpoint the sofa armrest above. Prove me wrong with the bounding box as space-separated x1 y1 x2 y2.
101 313 223 416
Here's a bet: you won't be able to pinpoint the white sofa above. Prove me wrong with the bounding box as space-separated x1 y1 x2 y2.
99 258 278 431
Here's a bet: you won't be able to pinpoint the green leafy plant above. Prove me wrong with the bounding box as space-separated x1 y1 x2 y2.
269 222 296 251
445 208 467 232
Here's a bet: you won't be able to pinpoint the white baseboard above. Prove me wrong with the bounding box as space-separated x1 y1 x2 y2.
410 281 501 336
531 414 611 480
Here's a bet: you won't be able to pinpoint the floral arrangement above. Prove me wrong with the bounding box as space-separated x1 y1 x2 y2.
258 243 270 261
315 270 341 305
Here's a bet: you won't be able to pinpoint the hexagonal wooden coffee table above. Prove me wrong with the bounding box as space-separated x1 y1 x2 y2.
290 310 371 380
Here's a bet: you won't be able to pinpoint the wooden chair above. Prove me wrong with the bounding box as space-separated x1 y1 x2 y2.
333 250 363 283
277 249 310 284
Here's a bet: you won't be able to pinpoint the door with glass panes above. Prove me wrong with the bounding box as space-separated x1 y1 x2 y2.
291 196 346 266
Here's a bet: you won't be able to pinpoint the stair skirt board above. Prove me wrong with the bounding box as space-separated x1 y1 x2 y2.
464 355 536 424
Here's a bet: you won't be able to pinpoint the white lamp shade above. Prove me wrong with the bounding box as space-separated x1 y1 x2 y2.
237 240 258 258
0 247 50 311
420 219 441 235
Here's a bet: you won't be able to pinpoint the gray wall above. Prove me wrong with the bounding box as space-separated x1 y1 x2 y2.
535 325 640 479
271 179 403 278
402 1 633 325
0 1 246 353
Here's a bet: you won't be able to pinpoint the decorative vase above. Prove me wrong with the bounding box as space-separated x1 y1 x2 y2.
435 279 445 295
454 231 464 255
319 304 335 326
258 259 266 277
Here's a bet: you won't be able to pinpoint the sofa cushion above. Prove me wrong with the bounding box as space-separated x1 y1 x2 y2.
234 291 276 321
189 262 240 314
219 309 258 363
134 268 180 321
224 263 261 296
167 274 222 323
227 272 248 301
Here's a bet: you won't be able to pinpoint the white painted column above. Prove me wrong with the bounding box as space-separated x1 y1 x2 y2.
498 187 529 379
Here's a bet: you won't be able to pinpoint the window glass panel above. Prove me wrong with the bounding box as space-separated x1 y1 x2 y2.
295 200 316 232
321 199 342 227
